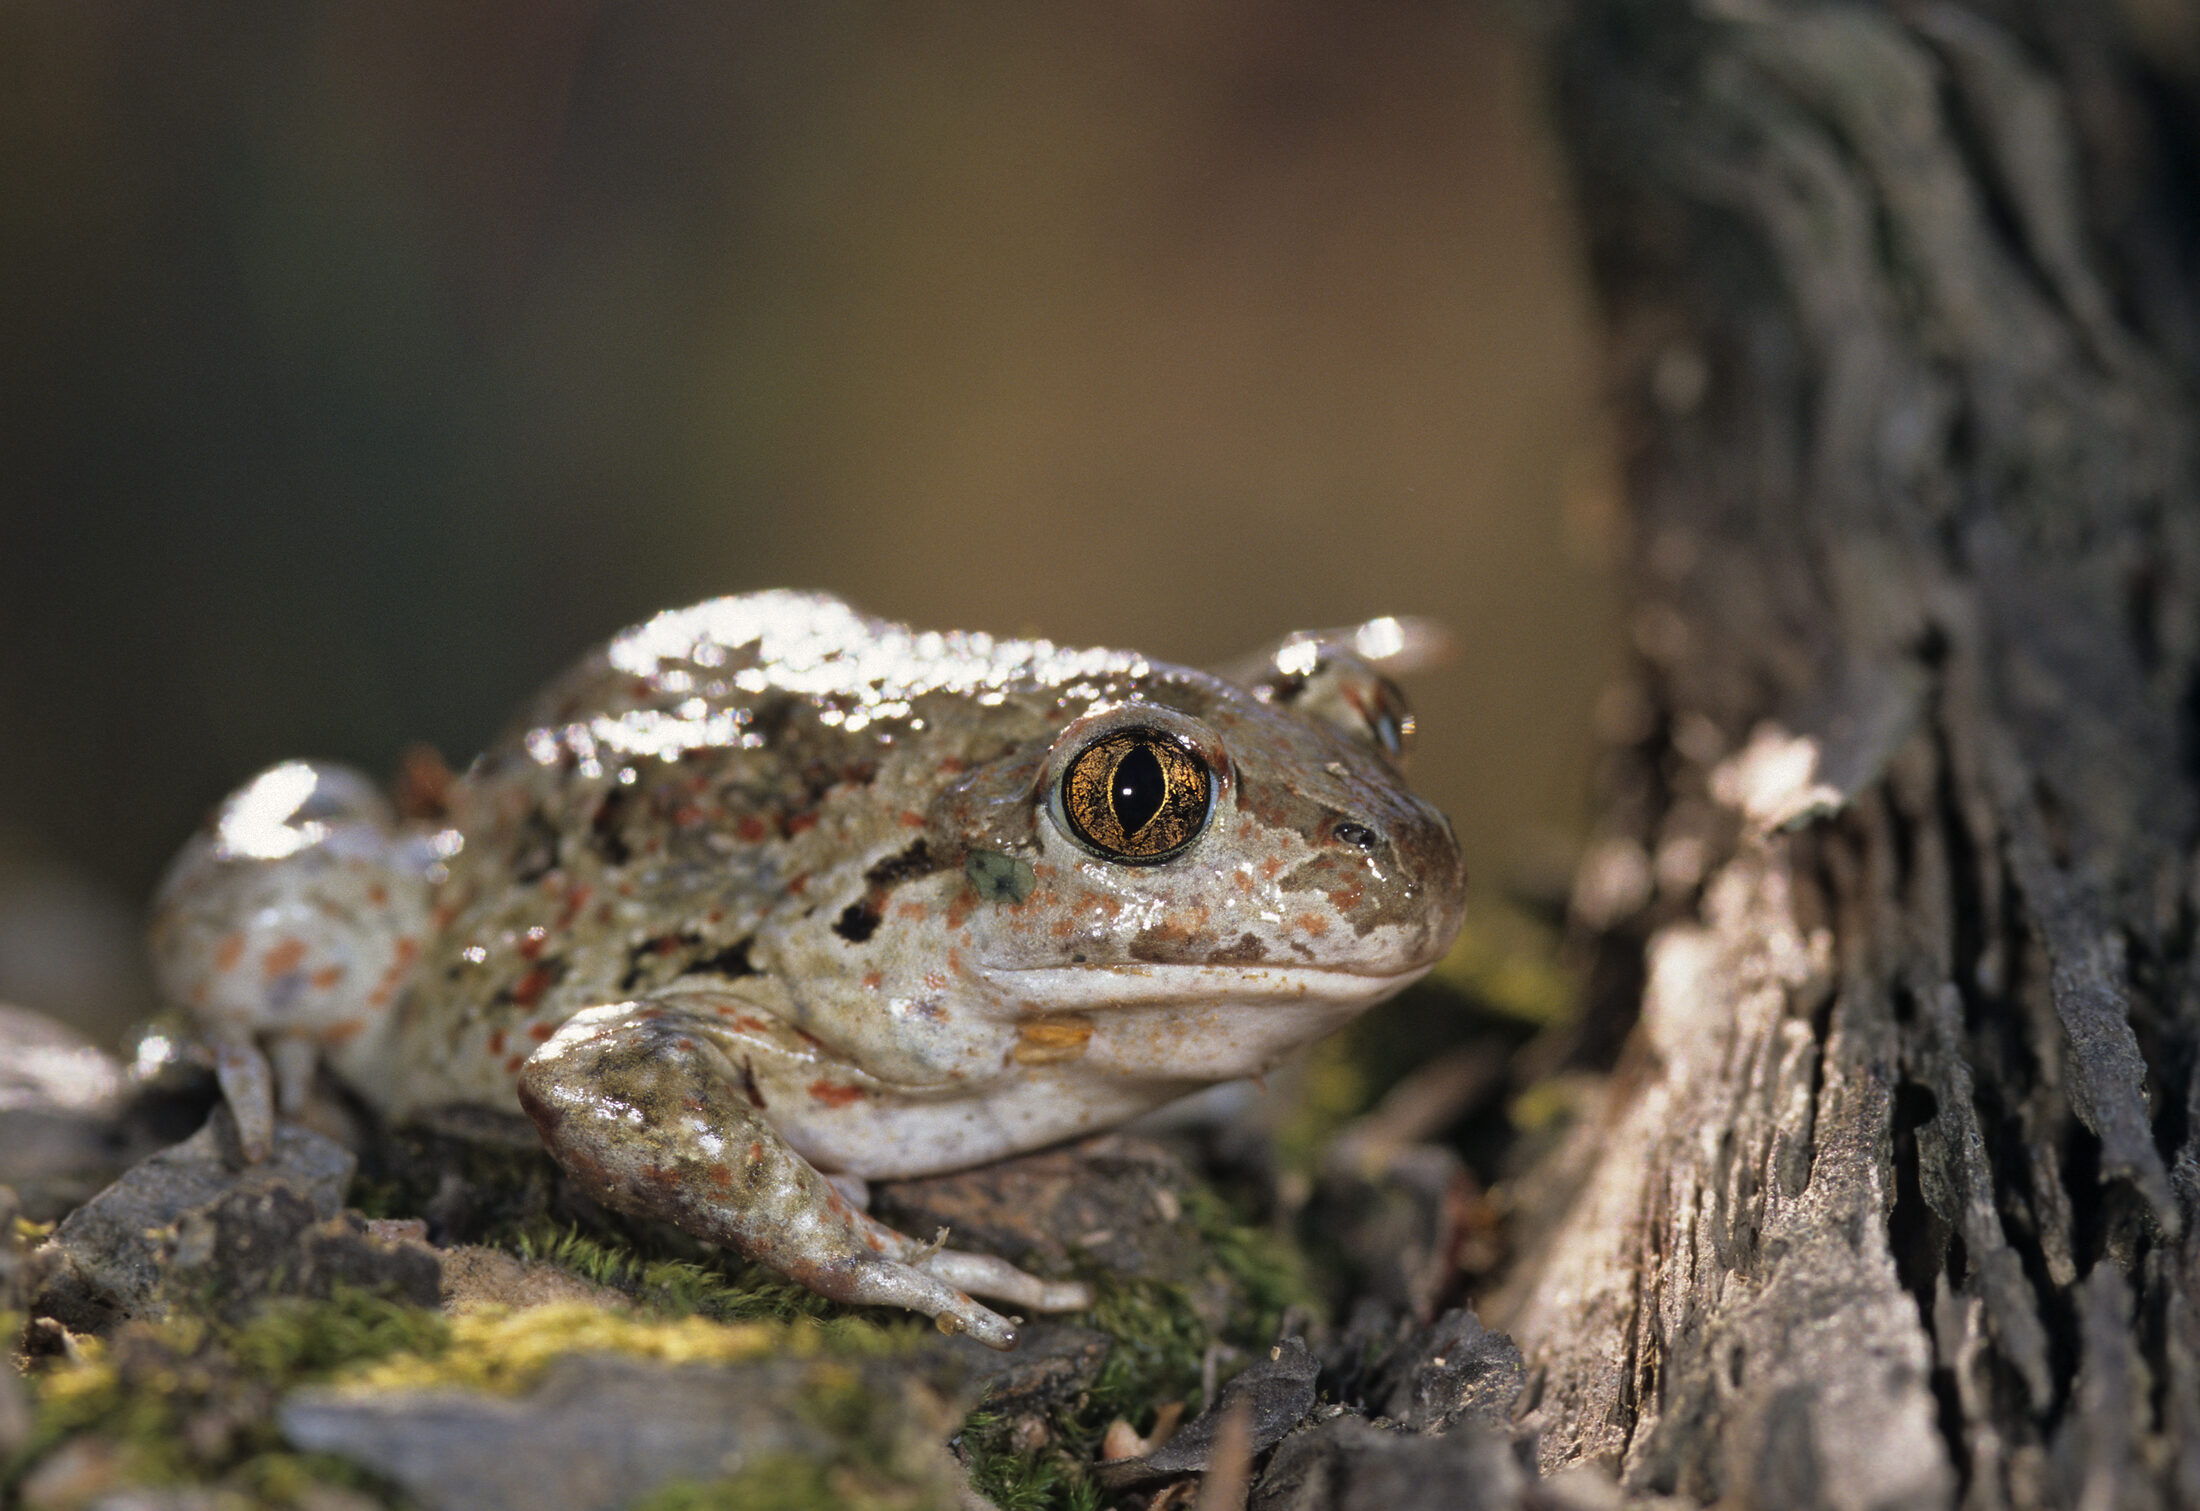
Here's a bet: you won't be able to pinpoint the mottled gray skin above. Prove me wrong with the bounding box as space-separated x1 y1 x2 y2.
151 593 1465 1347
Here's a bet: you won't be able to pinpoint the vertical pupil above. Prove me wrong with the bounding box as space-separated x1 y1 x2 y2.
1110 743 1167 837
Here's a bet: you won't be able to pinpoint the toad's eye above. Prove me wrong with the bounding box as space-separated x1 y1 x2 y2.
1059 728 1212 863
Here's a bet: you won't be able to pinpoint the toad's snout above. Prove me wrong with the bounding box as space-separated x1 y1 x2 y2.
1323 793 1467 972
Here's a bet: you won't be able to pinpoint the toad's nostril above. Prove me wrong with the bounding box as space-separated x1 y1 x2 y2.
1332 820 1380 850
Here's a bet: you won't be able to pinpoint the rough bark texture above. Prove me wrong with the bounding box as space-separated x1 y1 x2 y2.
1498 3 2200 1507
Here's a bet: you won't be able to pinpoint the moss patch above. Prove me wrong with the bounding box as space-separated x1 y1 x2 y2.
958 1179 1322 1511
5 1288 440 1505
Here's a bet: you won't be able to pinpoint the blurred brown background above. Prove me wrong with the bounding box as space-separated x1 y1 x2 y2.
0 1 1613 1043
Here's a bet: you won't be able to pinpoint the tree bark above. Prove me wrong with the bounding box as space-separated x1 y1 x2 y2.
1497 4 2200 1507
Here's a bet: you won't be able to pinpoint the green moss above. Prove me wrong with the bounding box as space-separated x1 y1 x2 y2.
957 1174 1325 1511
5 1289 432 1505
957 1414 1104 1511
635 1452 949 1511
512 1224 857 1329
225 1287 451 1380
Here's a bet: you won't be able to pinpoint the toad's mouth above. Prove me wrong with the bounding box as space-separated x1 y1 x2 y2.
982 960 1433 1013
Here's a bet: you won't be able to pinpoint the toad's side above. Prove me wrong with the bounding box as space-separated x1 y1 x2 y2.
150 593 1466 1347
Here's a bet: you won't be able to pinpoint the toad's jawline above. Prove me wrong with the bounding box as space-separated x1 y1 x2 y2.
983 961 1433 1010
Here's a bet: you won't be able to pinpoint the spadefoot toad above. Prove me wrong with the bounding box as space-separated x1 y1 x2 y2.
151 592 1465 1347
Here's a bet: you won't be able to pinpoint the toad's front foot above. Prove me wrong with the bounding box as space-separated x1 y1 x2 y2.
516 1001 1091 1349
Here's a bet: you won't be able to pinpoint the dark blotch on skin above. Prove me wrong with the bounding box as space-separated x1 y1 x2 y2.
622 930 760 990
620 932 695 991
510 807 562 883
865 838 942 888
590 788 633 866
688 937 759 979
834 901 883 943
1209 932 1269 965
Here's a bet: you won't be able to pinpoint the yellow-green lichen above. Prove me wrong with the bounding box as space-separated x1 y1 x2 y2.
339 1303 806 1395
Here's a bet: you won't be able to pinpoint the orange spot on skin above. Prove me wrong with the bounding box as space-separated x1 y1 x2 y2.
946 893 975 930
672 804 702 826
392 937 421 968
895 901 927 920
784 812 818 836
310 966 344 990
519 929 546 960
511 968 555 1009
504 1053 527 1074
1295 913 1330 937
736 815 767 843
923 972 948 990
807 1080 865 1108
322 1018 365 1046
261 939 308 980
215 934 245 973
1012 1016 1095 1065
747 1141 765 1163
1327 885 1364 912
527 1021 556 1042
862 972 883 990
367 883 389 907
900 810 926 828
709 1164 734 1192
787 874 809 896
557 886 592 927
488 1029 506 1055
1261 856 1284 880
937 756 967 775
1233 870 1255 892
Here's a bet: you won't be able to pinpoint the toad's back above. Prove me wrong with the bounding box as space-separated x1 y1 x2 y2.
387 593 1165 1105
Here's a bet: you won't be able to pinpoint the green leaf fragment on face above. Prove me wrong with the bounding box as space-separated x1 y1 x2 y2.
965 850 1036 904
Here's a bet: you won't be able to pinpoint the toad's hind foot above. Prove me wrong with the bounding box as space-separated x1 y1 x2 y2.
516 1000 1089 1350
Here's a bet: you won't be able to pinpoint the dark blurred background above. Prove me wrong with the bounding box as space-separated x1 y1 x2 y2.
0 0 1614 1044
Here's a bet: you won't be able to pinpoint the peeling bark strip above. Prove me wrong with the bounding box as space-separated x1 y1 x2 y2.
1510 4 2200 1507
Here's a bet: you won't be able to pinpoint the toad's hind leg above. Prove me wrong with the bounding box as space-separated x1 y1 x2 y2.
149 761 434 1159
516 1002 1092 1350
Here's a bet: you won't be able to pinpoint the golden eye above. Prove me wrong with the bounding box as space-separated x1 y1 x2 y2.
1059 728 1212 862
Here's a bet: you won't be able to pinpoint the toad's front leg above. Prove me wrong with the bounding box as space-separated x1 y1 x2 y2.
515 1001 1090 1349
